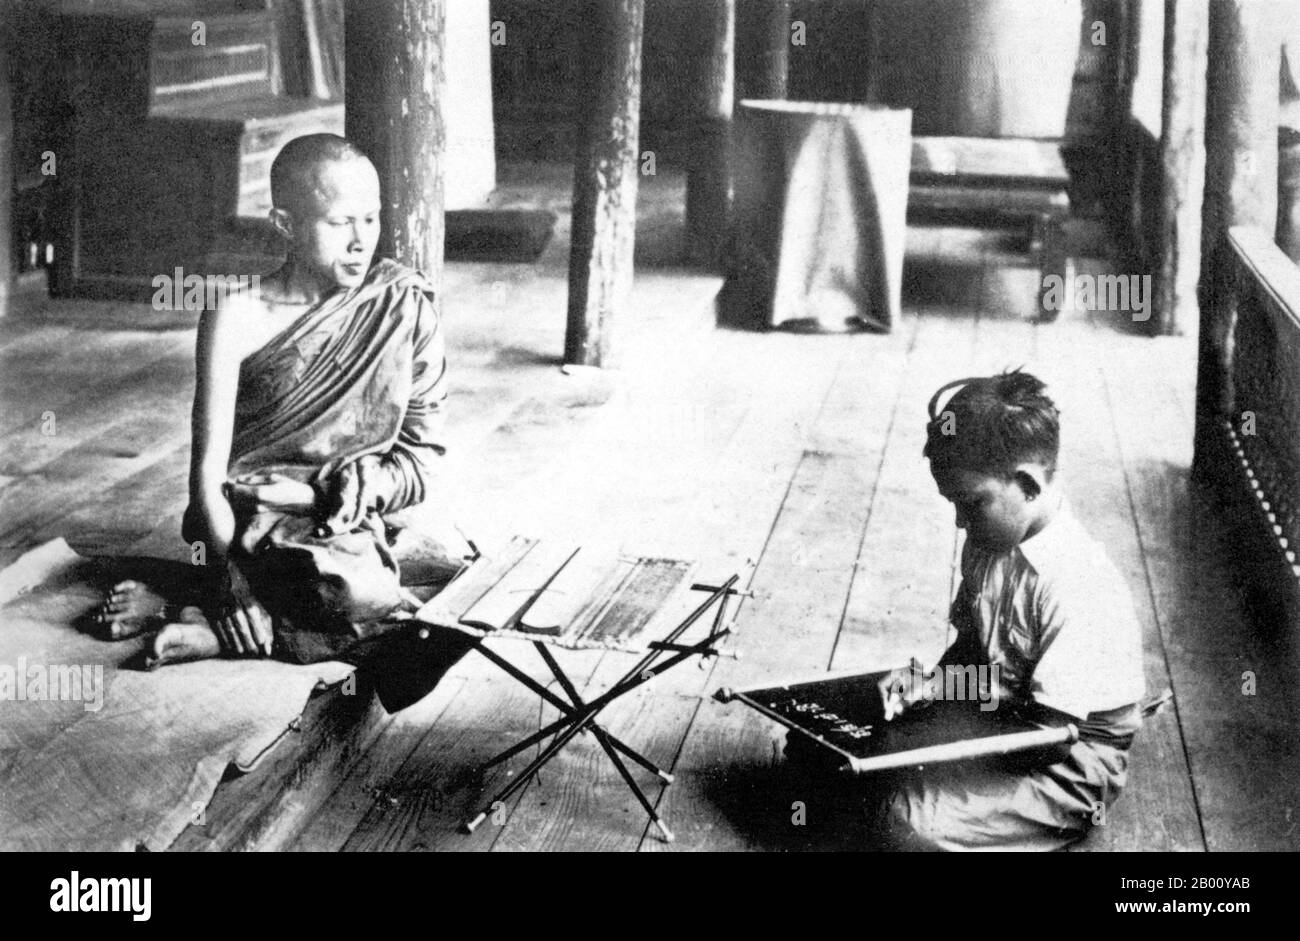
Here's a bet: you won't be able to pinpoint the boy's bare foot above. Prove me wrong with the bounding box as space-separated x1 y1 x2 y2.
145 607 222 669
93 580 170 640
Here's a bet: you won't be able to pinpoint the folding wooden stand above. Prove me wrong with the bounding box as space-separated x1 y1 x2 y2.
462 577 736 842
413 539 740 843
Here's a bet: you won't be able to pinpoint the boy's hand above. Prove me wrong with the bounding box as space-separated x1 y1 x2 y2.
318 455 384 536
214 561 273 657
783 728 819 764
878 657 933 721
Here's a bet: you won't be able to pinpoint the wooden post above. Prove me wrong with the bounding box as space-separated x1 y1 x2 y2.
344 0 446 284
1152 0 1208 336
565 0 645 369
754 0 791 100
1280 43 1300 261
686 0 735 269
1193 0 1281 481
1114 0 1144 233
0 23 12 321
1281 130 1300 262
301 0 336 100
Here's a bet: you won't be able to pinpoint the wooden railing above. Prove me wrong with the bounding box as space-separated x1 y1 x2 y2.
1221 226 1300 611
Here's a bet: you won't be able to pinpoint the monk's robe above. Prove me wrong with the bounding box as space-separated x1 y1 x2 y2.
185 259 475 710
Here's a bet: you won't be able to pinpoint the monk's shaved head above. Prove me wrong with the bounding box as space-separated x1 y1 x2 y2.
268 134 382 289
270 134 374 216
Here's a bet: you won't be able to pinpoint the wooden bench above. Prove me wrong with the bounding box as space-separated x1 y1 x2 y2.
909 137 1072 318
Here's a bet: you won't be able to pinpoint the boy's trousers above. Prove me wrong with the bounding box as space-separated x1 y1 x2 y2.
866 736 1129 851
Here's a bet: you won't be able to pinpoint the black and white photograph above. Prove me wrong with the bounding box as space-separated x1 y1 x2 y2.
0 0 1296 891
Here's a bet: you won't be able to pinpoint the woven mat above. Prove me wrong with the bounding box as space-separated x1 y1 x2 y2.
0 540 350 851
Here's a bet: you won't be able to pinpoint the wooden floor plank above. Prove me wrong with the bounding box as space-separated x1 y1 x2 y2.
0 409 189 546
4 444 190 556
630 314 947 852
646 447 888 852
284 674 470 852
1098 333 1299 851
0 323 77 360
0 353 192 480
1033 309 1203 851
169 680 391 852
0 331 188 437
336 671 564 852
642 308 963 853
831 313 976 673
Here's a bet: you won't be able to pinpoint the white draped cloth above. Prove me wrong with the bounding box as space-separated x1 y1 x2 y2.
730 101 912 333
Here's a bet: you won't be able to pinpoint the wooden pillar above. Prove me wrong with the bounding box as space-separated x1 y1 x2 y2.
1116 0 1148 232
1193 0 1281 479
301 0 336 100
1280 131 1300 262
565 0 645 369
1280 43 1300 261
0 23 12 321
1152 0 1208 336
344 0 445 284
753 0 790 100
686 0 735 269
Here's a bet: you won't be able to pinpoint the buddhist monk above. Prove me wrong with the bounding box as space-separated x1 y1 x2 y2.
92 134 474 710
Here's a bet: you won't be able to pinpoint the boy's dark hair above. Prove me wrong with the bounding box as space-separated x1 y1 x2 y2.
270 134 370 214
923 370 1060 479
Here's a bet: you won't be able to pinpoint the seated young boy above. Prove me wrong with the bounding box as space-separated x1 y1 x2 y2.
828 371 1145 850
91 133 474 710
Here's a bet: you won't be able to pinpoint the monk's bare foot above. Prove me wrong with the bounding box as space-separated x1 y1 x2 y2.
145 607 221 670
93 580 170 640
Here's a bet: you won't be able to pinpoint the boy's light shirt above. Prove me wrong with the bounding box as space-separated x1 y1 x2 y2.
952 497 1147 722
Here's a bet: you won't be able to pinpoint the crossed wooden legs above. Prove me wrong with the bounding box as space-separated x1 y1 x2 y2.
461 577 738 843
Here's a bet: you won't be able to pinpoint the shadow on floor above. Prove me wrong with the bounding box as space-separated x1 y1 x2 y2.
688 759 875 851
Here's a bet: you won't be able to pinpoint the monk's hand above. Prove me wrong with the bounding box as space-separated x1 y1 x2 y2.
224 473 316 513
215 562 273 657
318 455 384 536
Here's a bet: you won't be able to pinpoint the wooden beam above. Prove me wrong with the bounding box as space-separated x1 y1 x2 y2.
565 0 645 369
0 14 13 321
1152 0 1208 336
344 0 446 283
685 0 735 269
1280 38 1300 261
300 0 337 100
1112 0 1151 227
1193 0 1281 480
1281 132 1300 262
752 0 790 100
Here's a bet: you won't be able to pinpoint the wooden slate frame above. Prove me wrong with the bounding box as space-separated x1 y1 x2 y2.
716 669 1079 776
